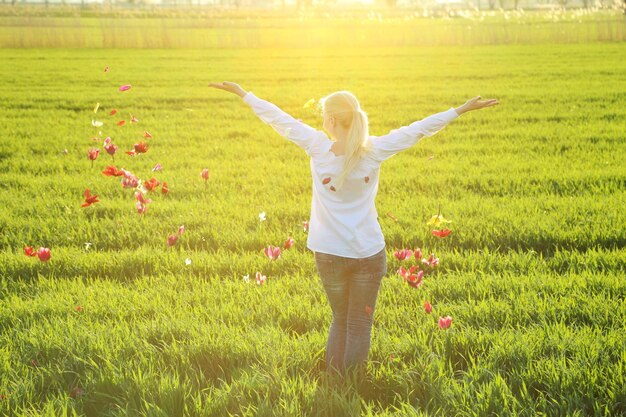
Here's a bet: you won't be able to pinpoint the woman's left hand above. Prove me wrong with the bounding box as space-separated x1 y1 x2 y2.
208 81 247 98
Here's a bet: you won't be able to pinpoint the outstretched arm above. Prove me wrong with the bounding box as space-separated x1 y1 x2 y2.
370 95 499 163
208 81 328 157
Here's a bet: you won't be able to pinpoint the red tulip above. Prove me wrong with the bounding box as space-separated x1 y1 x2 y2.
413 248 423 261
75 305 83 312
424 301 432 314
143 177 160 191
23 245 37 257
322 177 331 185
135 142 148 153
118 84 131 91
143 131 152 139
422 253 439 267
201 168 209 181
393 249 412 261
432 228 452 238
438 316 452 329
263 245 281 260
110 109 117 115
37 247 51 262
161 182 170 195
255 271 267 285
117 120 126 127
102 165 124 177
283 237 295 249
82 188 100 207
397 265 424 288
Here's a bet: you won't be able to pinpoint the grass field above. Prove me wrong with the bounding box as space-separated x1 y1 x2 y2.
0 17 626 417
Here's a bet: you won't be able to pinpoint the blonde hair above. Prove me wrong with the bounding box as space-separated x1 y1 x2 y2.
318 90 372 191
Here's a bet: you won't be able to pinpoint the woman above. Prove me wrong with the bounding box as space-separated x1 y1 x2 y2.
208 81 498 377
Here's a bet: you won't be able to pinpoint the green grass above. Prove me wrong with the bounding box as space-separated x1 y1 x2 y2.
0 41 625 416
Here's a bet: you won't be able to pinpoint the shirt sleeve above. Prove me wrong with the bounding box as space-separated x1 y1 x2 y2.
242 91 329 158
369 107 459 163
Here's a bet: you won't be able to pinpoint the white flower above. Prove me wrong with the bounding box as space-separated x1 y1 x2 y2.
243 274 250 283
84 242 92 250
185 258 192 266
91 120 103 127
259 211 266 222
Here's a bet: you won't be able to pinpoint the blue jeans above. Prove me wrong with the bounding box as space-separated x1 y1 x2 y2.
314 246 388 375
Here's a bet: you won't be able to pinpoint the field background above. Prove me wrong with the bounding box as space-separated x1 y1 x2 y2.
0 8 626 417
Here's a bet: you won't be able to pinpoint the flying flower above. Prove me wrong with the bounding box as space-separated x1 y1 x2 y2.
432 229 452 238
185 258 192 266
136 202 148 215
161 182 169 195
302 220 309 232
127 141 148 156
201 168 209 184
82 188 100 208
386 211 398 222
119 84 131 91
93 103 99 114
101 165 123 177
243 274 250 283
255 271 267 285
135 191 152 205
130 115 139 123
427 214 453 227
117 120 126 127
152 163 162 172
110 109 117 115
75 305 84 312
23 245 37 257
121 173 139 188
259 212 266 222
438 316 452 329
303 98 316 108
284 237 295 250
424 301 432 314
393 249 413 261
263 245 281 260
365 305 373 315
104 66 109 72
143 131 152 139
91 120 103 127
37 247 51 262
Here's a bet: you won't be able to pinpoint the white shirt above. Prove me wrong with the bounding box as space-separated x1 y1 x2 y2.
242 91 459 258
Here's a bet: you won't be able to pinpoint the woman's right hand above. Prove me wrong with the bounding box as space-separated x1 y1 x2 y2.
208 81 248 98
455 96 499 115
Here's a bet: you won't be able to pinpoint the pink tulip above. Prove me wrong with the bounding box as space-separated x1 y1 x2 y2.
424 301 432 314
422 253 439 267
438 316 452 329
37 247 51 262
152 163 162 172
263 245 281 260
136 202 148 214
283 237 294 249
178 225 185 235
393 249 412 261
167 234 178 246
135 191 151 205
119 84 131 91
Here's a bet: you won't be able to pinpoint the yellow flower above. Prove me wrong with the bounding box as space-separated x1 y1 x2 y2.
427 214 453 227
303 98 316 108
93 102 100 114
